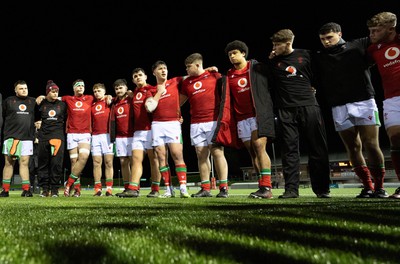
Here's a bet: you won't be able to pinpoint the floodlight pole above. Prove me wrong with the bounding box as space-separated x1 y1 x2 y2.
210 155 217 189
272 142 277 182
272 117 278 186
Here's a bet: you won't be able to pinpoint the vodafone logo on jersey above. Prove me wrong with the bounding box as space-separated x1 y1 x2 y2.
237 78 248 88
193 81 202 90
95 105 103 111
19 104 27 111
117 107 124 115
385 47 400 60
48 110 56 117
285 65 300 77
75 101 83 108
136 92 143 100
286 66 297 74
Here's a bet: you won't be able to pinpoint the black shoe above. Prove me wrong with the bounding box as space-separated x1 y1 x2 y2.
0 190 9 197
116 189 127 197
278 190 299 199
249 187 273 199
389 187 400 199
51 189 59 197
105 191 113 197
146 190 160 198
191 189 212 198
216 187 229 198
316 193 331 198
40 190 50 197
93 191 102 196
373 188 389 198
117 189 139 198
21 190 33 197
356 188 374 198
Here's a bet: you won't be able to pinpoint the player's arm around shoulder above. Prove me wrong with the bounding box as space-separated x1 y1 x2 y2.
145 84 165 113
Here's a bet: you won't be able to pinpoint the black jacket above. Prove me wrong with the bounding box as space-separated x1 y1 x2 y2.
313 37 375 107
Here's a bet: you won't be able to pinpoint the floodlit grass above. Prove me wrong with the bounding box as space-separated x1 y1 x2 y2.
0 187 399 263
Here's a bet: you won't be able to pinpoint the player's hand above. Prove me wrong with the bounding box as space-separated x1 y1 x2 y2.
268 51 276 59
36 95 45 105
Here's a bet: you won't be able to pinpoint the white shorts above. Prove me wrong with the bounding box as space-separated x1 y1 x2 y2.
2 139 33 156
132 130 153 151
237 117 258 142
67 133 91 150
91 134 114 156
115 137 133 157
332 98 380 131
151 121 182 146
190 121 217 147
383 96 400 129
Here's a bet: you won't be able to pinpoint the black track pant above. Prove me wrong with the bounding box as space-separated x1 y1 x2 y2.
278 105 331 194
37 140 65 190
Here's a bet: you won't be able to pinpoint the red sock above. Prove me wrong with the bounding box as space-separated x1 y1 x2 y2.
128 183 139 191
67 177 76 187
94 182 102 192
219 180 228 190
175 164 187 185
201 181 211 191
2 182 11 192
22 183 31 191
160 166 171 186
260 169 272 188
369 166 385 190
151 182 160 192
74 183 81 191
67 173 78 187
354 165 374 190
105 179 113 188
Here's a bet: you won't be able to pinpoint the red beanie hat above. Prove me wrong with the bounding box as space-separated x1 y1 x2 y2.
46 80 59 95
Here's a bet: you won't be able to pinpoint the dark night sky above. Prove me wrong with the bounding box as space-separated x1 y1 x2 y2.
1 2 399 176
